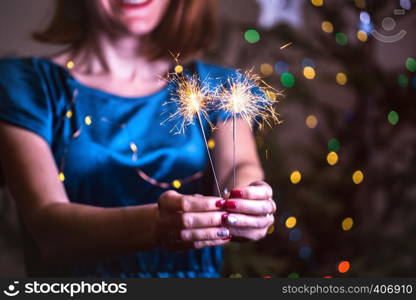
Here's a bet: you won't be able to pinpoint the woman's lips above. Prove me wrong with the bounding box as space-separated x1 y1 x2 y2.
113 0 153 9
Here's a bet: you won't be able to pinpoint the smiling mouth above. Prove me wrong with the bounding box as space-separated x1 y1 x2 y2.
113 0 153 9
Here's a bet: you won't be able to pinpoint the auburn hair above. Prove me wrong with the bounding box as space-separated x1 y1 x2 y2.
33 0 218 61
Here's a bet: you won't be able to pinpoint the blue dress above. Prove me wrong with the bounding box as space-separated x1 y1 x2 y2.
0 57 236 278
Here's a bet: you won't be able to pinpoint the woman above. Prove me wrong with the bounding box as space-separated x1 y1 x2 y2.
0 0 276 277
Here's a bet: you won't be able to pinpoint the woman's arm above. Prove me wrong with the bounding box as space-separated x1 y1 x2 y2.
0 122 229 264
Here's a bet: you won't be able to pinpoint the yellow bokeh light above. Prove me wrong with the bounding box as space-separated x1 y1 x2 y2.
285 217 297 229
267 225 275 234
306 115 318 129
66 61 75 69
336 73 348 85
172 179 182 189
260 63 273 76
175 65 183 74
327 151 339 166
311 0 324 7
230 273 242 278
321 21 334 33
352 170 364 184
84 116 92 126
354 0 365 9
207 139 215 150
130 142 138 153
342 217 354 231
290 171 302 184
66 110 73 118
303 66 316 80
356 30 368 42
58 172 65 182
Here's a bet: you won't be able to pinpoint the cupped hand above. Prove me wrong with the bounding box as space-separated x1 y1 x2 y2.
222 181 276 242
156 190 231 251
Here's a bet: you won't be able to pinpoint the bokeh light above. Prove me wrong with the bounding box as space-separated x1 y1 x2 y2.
65 110 73 118
387 110 399 125
336 72 348 85
172 179 182 189
174 65 183 74
335 33 348 46
327 151 339 166
207 138 215 149
342 217 354 231
84 116 92 126
260 63 273 76
321 21 334 33
275 61 289 74
359 12 371 24
398 74 409 87
356 30 368 42
303 66 316 80
244 29 260 43
405 58 416 72
229 273 243 278
310 0 323 7
285 216 297 229
299 246 312 259
281 72 296 88
58 172 65 182
130 142 138 153
301 58 316 68
267 225 275 234
288 272 300 278
352 170 364 184
338 261 350 273
289 229 302 242
328 138 341 152
66 60 74 69
306 115 318 129
290 171 302 184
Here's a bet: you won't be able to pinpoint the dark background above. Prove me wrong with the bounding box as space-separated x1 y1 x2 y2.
1 0 415 277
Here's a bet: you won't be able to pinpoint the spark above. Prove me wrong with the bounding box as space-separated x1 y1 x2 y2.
280 42 293 50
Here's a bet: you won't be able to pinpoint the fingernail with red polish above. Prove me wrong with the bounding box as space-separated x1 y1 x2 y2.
215 199 225 208
221 213 229 223
224 200 237 209
230 189 243 199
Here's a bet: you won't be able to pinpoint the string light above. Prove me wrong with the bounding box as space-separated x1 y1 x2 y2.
172 180 182 189
281 72 296 88
356 30 368 42
207 138 215 149
267 225 275 234
335 33 348 46
66 61 75 69
174 65 183 74
352 170 364 184
327 151 339 166
58 172 65 182
310 0 323 7
65 110 73 118
306 115 318 129
303 66 316 80
398 74 409 87
84 116 92 126
387 110 399 125
260 63 273 76
328 138 341 152
338 261 350 273
290 171 302 184
244 29 260 43
336 73 348 85
405 57 416 72
321 21 334 33
342 217 354 231
285 216 297 228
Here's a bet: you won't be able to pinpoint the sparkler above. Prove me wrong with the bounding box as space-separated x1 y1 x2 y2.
216 70 280 188
163 72 222 196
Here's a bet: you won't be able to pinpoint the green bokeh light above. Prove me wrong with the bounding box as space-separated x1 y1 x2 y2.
328 138 341 152
405 58 416 72
280 72 296 88
335 33 348 45
388 110 399 125
288 272 300 278
244 29 260 44
398 74 409 87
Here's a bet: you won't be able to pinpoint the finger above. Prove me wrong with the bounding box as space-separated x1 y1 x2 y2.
167 239 230 252
194 239 230 249
222 213 274 228
180 227 231 241
228 227 268 241
159 190 224 212
223 199 275 215
160 212 224 229
230 183 272 200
